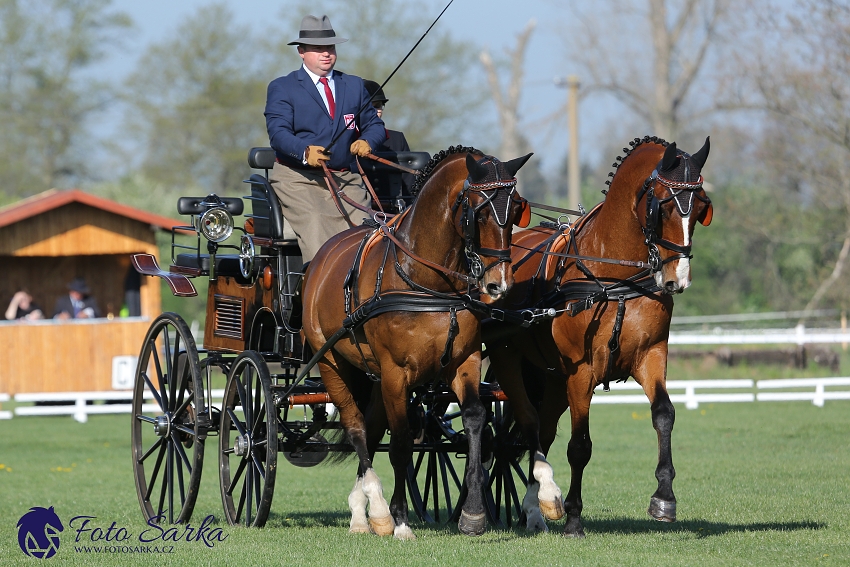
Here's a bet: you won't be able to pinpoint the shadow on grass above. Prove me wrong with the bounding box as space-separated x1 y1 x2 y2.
582 517 826 538
264 510 539 537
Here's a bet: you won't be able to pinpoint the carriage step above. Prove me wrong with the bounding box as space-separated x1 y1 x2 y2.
132 254 198 297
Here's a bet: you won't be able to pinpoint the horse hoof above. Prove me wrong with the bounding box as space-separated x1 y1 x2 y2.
540 498 565 521
349 525 371 534
369 514 395 536
563 516 585 538
458 511 486 536
648 496 676 522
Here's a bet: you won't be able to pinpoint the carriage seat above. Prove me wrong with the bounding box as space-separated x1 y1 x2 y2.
173 253 243 278
177 196 244 216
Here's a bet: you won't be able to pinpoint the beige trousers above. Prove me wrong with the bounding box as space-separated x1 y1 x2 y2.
269 163 371 262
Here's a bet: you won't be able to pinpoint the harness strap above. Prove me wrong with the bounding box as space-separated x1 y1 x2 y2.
440 307 459 368
321 162 378 225
601 295 627 392
354 156 386 215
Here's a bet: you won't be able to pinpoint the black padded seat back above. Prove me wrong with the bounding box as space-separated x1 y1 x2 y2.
246 174 284 239
357 151 430 176
177 196 244 216
248 147 276 170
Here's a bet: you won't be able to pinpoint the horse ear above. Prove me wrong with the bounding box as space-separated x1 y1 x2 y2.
691 136 710 169
504 152 534 177
660 142 678 172
466 153 487 181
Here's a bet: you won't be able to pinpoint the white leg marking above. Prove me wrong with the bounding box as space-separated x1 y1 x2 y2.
676 216 692 289
393 523 416 540
533 456 562 505
348 476 370 533
361 468 394 536
522 482 549 533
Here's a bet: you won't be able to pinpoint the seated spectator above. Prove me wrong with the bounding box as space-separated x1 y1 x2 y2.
53 277 101 320
5 290 44 320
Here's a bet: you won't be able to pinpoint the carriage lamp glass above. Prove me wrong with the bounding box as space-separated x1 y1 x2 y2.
199 207 234 243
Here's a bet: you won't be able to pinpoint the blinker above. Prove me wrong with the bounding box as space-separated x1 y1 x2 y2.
516 199 531 228
699 202 713 226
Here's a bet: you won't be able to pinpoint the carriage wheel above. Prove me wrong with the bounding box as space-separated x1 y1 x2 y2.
131 312 205 524
483 398 529 529
406 398 466 525
219 350 278 527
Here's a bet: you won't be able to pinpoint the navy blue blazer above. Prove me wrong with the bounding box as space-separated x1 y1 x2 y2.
265 68 386 171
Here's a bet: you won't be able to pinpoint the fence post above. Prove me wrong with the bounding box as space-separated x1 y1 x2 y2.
685 385 698 409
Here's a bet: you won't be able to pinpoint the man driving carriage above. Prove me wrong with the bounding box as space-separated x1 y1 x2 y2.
264 14 387 263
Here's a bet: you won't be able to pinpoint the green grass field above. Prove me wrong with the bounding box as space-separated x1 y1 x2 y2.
1 402 848 566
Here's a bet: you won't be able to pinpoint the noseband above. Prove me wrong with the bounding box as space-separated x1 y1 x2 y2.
636 155 712 273
451 174 527 280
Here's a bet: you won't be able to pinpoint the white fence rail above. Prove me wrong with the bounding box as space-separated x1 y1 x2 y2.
3 378 850 422
669 325 850 345
11 389 225 423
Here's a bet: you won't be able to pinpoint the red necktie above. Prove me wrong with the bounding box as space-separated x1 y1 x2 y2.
319 77 335 120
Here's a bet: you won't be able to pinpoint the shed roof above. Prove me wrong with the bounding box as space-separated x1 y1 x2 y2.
0 189 184 230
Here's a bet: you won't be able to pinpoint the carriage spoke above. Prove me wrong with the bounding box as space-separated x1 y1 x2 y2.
144 442 167 502
228 457 248 496
429 450 439 521
174 437 187 505
246 464 253 525
137 436 163 464
168 340 181 411
438 452 454 516
171 432 193 473
167 440 175 524
136 414 157 426
151 345 169 410
173 392 195 421
141 370 163 410
226 408 247 437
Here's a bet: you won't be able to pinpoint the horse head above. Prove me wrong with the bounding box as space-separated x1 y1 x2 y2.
458 152 532 301
638 137 713 293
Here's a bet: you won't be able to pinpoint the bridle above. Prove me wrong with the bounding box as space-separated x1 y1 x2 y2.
636 154 713 273
452 161 530 280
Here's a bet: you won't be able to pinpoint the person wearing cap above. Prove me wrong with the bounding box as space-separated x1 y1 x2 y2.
53 278 101 320
264 14 386 263
360 80 415 204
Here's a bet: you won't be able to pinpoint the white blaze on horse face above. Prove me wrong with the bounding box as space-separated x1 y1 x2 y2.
653 214 692 291
675 215 692 289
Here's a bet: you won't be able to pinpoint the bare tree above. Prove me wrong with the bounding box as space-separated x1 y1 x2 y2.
748 0 850 313
479 20 548 200
562 0 735 141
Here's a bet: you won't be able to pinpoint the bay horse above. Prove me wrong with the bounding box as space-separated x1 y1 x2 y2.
485 136 712 536
301 146 532 539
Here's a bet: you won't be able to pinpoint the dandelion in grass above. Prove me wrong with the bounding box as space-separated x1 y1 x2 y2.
0 463 11 472
50 464 77 473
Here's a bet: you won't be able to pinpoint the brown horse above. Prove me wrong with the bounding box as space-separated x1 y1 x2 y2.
301 146 532 539
485 136 712 536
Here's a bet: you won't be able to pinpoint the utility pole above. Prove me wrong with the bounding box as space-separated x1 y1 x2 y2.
555 75 580 208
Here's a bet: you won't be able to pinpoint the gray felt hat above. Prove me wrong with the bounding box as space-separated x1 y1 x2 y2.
288 15 348 46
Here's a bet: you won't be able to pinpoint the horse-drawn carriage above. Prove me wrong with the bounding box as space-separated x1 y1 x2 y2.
129 146 536 533
130 136 713 538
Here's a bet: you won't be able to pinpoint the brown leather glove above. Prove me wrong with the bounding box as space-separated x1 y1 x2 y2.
305 145 330 167
350 139 371 157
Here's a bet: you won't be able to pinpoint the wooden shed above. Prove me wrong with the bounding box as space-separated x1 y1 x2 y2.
0 189 184 395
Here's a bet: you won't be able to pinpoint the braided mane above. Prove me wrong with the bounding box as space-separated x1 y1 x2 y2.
411 144 480 196
603 135 669 194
